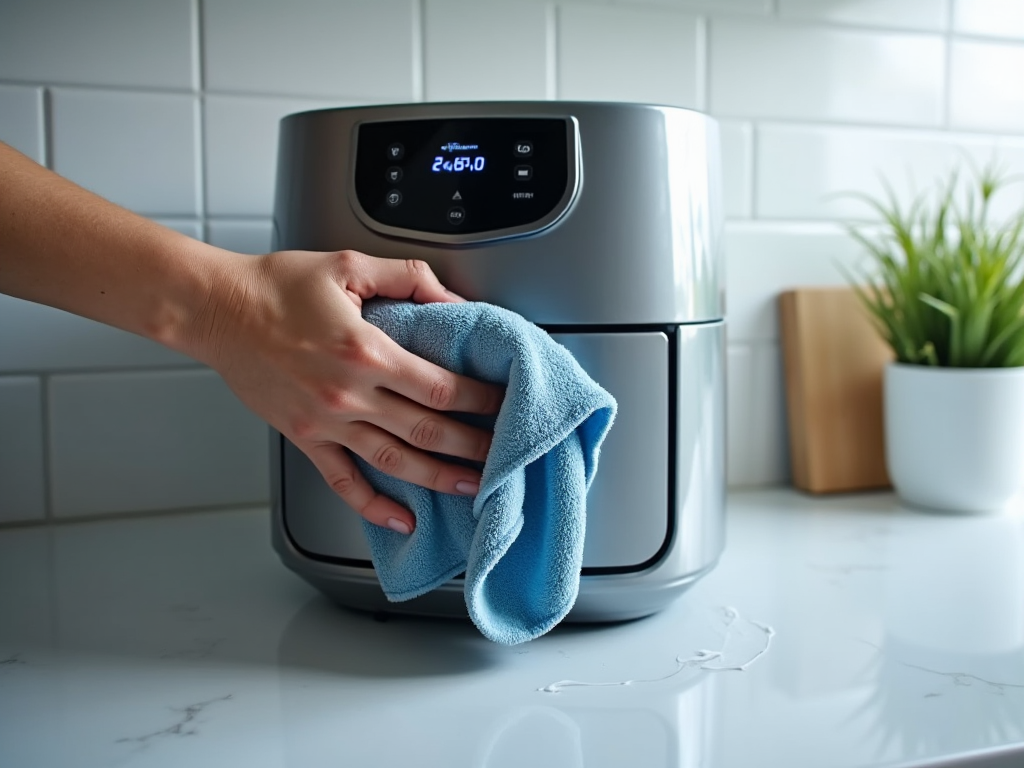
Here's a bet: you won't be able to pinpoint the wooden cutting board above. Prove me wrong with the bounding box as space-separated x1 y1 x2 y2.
779 287 894 493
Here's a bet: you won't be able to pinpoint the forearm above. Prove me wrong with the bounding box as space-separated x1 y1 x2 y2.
0 141 238 362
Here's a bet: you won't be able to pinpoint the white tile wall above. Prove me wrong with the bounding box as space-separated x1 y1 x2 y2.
756 124 1024 221
0 296 190 373
726 345 755 484
50 89 200 216
949 40 1024 133
0 85 44 163
747 343 790 486
778 0 949 31
204 95 342 217
558 4 703 106
4 0 1024 519
953 0 1024 39
724 222 865 343
424 1 550 102
0 0 196 90
719 120 753 219
0 377 46 523
48 370 269 518
157 219 204 241
709 20 946 126
618 0 772 14
202 0 417 100
207 221 275 256
724 342 790 486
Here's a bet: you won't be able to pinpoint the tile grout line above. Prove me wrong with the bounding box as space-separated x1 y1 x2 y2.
706 115 1024 135
36 86 48 168
546 3 558 101
42 87 54 170
942 0 954 131
39 373 55 521
749 121 759 219
0 500 271 531
0 362 209 378
695 15 708 112
0 78 420 104
193 0 209 242
413 0 425 102
726 342 755 487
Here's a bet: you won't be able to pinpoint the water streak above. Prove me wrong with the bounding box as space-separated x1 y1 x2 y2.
539 606 774 694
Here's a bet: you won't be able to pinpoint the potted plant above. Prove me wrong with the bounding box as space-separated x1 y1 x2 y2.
848 168 1024 513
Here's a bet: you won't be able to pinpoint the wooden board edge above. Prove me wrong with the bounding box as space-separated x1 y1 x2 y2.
778 290 813 492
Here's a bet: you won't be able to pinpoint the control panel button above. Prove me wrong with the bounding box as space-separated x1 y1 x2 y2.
514 165 533 181
447 206 466 225
514 140 533 157
386 190 402 207
386 143 404 161
386 166 403 183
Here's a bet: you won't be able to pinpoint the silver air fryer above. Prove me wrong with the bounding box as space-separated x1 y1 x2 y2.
271 102 725 623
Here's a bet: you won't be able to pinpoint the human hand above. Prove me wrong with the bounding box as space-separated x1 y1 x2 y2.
0 144 499 531
191 249 504 535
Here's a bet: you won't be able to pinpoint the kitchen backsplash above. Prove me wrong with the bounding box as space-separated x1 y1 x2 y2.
1 0 1023 524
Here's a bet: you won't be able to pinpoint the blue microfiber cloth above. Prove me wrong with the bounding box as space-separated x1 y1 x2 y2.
356 298 616 645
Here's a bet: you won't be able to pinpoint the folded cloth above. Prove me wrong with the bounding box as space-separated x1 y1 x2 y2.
356 298 617 645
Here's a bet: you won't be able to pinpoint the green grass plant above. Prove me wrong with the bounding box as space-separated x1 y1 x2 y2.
847 168 1024 368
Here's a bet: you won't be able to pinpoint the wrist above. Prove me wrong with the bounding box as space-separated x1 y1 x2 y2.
147 239 257 367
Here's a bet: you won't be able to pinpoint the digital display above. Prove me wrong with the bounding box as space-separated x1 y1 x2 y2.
432 141 486 173
353 117 571 237
431 156 486 172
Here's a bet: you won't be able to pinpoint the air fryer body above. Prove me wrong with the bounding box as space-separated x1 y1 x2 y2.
271 102 725 622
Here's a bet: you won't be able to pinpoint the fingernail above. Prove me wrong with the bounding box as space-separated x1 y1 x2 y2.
445 289 467 303
387 518 412 535
455 480 480 495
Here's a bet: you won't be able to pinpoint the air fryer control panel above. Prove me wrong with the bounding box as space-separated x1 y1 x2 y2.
351 117 579 243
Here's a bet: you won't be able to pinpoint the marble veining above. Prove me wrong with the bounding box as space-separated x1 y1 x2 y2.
901 662 1024 695
860 638 1024 695
115 694 233 747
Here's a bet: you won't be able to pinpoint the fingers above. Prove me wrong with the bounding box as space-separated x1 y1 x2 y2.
302 440 418 535
300 423 485 536
372 390 492 463
338 251 463 305
384 345 505 416
344 422 483 498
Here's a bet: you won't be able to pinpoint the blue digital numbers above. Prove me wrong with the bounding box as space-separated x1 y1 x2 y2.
431 156 486 172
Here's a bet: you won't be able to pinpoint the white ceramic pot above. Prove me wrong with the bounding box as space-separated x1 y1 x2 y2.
885 362 1024 513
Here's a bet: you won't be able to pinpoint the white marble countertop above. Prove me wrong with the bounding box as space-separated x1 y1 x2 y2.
2 489 1023 768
